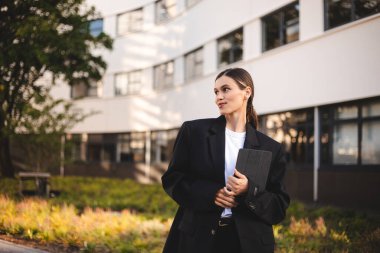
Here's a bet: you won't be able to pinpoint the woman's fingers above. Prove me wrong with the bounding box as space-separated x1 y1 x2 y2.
214 188 237 208
215 198 237 208
227 175 248 195
234 169 245 179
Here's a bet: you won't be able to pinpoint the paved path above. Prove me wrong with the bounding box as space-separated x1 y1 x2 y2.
0 239 49 253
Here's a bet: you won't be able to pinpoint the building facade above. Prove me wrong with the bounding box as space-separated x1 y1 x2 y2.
51 0 380 209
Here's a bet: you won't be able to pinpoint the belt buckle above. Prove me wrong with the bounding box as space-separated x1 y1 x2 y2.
218 219 229 227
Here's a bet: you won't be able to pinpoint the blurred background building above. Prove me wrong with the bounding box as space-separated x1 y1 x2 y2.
50 0 380 209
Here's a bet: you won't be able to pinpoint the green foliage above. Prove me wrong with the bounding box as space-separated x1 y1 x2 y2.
0 0 113 177
0 178 379 252
0 176 177 217
0 196 170 253
49 177 177 218
11 88 93 172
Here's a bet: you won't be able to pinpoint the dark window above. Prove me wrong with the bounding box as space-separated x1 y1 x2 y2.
71 80 101 98
65 134 84 162
87 134 103 162
150 129 179 163
320 97 380 165
262 2 299 52
86 134 117 162
259 109 314 169
118 132 146 163
89 19 103 37
217 28 243 67
325 0 380 30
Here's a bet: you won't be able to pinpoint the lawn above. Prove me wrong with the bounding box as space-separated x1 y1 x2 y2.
0 176 379 252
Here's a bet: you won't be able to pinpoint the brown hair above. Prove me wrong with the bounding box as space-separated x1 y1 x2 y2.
215 68 258 129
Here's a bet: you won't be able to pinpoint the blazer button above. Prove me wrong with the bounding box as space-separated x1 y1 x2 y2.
249 202 256 210
211 229 216 235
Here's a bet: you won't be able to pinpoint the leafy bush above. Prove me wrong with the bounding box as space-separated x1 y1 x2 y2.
0 176 177 217
1 177 379 252
0 196 170 253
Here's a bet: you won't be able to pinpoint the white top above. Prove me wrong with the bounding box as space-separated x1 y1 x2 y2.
221 127 246 217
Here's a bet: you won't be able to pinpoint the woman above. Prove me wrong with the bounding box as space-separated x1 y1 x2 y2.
162 68 290 253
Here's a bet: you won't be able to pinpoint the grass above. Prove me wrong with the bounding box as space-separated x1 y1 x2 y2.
0 176 379 252
0 176 177 217
0 196 170 253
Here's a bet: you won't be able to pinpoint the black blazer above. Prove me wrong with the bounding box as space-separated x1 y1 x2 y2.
162 116 290 253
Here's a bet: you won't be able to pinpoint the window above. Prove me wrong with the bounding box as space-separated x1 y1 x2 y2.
185 47 203 81
262 2 299 52
155 0 177 23
117 132 146 163
65 134 85 162
325 0 380 30
115 70 142 95
117 8 143 35
89 19 103 37
260 109 314 168
154 61 174 90
150 129 179 163
71 80 101 98
320 98 380 166
186 0 201 8
86 134 117 162
217 28 243 67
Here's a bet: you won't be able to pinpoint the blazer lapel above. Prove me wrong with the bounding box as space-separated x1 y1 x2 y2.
244 121 261 149
207 117 260 185
207 115 226 184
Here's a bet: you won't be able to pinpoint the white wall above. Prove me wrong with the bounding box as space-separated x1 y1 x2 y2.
51 0 380 133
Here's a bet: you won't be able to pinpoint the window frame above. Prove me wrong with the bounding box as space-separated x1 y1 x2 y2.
71 80 101 99
153 60 175 90
184 47 203 82
319 97 380 170
259 108 315 169
324 0 380 31
89 18 103 37
116 7 144 36
217 27 244 68
155 0 177 24
114 70 142 96
261 1 300 52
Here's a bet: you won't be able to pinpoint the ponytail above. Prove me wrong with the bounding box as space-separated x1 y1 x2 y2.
246 97 258 129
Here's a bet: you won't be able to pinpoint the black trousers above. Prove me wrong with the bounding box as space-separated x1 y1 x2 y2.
212 217 242 253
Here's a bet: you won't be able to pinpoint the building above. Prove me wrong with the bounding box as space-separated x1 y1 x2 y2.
50 0 380 209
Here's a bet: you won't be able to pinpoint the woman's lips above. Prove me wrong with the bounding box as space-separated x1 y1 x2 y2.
218 102 227 108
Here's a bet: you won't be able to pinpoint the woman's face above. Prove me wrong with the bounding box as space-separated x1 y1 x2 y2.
214 75 250 116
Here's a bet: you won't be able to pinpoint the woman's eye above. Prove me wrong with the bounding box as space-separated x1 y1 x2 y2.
223 88 230 92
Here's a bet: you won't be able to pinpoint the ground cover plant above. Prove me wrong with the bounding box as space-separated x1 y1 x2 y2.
0 177 379 252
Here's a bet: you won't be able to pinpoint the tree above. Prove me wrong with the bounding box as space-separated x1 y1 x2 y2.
0 0 113 177
11 86 92 174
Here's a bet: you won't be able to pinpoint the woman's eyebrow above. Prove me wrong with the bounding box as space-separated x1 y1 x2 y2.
215 84 230 91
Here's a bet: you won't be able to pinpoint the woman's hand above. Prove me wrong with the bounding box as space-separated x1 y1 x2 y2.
226 169 248 196
214 187 238 208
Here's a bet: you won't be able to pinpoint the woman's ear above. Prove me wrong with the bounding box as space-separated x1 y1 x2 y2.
246 87 252 98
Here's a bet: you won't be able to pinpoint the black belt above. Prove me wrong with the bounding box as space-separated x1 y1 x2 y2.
218 217 233 227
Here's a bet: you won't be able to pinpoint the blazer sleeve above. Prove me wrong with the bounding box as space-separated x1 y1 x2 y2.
242 145 290 225
161 122 221 212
